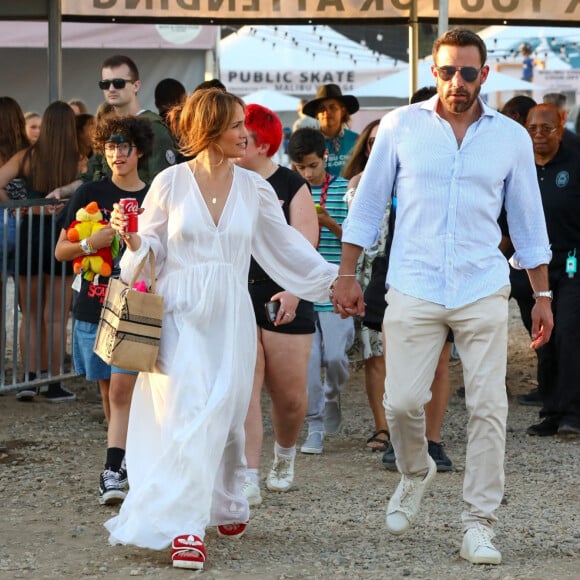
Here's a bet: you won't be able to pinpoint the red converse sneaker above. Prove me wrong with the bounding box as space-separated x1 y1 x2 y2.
217 521 248 539
171 534 206 570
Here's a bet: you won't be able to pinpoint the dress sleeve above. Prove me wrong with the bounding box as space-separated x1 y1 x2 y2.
119 171 170 285
250 176 338 303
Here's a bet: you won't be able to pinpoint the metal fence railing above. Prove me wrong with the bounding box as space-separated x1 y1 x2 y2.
1 199 77 395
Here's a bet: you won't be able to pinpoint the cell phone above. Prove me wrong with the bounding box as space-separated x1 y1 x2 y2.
264 300 280 323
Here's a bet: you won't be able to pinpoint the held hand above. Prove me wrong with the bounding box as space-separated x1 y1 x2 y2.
530 298 553 349
330 276 365 318
270 291 299 326
317 207 334 229
90 225 117 250
111 203 144 236
110 204 124 235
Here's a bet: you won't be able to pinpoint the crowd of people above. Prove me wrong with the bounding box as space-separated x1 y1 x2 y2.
1 27 578 571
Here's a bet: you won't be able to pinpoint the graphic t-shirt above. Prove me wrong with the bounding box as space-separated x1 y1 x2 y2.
60 178 149 323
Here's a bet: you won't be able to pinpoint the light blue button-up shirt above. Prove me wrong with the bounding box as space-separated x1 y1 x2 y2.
342 95 551 309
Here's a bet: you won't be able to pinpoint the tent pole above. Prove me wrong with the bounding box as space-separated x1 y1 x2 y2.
48 0 62 103
409 0 419 99
438 0 449 36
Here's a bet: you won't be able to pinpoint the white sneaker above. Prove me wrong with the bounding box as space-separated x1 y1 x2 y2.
266 452 295 492
460 524 502 565
300 431 324 454
241 477 262 507
324 399 342 436
386 455 436 535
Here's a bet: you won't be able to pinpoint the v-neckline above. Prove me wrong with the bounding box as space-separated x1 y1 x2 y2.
188 162 234 229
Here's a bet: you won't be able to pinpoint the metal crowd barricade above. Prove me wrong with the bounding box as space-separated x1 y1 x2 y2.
0 198 77 395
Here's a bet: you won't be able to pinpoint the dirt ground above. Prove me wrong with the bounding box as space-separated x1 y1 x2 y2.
0 302 578 579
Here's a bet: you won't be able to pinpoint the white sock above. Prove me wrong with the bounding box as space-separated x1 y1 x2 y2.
246 468 260 486
275 441 296 458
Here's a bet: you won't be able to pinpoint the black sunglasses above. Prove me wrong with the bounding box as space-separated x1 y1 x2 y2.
98 78 133 90
435 66 482 83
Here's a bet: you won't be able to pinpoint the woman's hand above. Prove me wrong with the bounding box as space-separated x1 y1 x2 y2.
269 291 299 326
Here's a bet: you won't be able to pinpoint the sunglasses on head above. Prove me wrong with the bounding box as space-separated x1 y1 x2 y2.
98 78 133 90
435 66 482 83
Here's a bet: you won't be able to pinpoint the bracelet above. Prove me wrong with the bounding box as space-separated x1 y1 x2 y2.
80 238 94 255
329 274 357 297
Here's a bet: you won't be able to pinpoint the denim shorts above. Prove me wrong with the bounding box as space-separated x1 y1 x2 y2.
73 320 138 381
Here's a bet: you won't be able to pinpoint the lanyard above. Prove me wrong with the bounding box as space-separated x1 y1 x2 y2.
319 172 332 210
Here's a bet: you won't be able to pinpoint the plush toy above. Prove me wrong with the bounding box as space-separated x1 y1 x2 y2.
66 201 119 281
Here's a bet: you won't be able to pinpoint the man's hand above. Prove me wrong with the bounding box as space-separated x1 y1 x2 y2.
530 298 553 349
330 276 365 318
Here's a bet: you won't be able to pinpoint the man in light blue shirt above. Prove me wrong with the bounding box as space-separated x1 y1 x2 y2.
331 29 553 566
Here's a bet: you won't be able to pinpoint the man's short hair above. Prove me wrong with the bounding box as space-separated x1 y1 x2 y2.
501 95 537 125
543 93 567 109
288 128 325 163
155 78 186 113
410 86 437 104
194 79 226 93
101 55 140 81
432 28 487 66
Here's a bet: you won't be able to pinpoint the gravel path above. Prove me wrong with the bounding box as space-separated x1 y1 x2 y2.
0 302 578 579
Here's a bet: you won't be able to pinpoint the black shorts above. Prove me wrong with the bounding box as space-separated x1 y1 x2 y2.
17 214 73 277
249 278 315 335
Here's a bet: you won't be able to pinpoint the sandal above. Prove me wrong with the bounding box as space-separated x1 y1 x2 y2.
217 521 248 539
366 429 390 452
171 534 206 570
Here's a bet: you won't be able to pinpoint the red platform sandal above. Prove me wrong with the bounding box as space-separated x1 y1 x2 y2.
171 534 206 570
217 521 248 539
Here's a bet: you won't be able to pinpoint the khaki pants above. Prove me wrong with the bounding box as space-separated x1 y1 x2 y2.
383 286 510 529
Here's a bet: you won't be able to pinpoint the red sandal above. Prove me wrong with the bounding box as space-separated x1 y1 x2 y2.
171 534 206 570
217 521 248 539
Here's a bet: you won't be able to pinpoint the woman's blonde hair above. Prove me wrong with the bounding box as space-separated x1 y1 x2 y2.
177 89 245 159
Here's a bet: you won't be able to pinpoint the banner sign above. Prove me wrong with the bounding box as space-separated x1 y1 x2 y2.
222 68 397 96
535 69 580 94
61 1 580 23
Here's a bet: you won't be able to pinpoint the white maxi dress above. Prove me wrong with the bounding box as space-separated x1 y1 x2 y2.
105 163 337 549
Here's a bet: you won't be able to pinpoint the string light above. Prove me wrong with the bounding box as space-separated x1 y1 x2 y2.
229 24 398 68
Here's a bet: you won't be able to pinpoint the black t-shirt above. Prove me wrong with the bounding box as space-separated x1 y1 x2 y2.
536 144 580 271
60 178 149 323
248 166 308 281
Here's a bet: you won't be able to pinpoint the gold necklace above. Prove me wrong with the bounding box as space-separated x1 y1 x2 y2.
193 159 217 204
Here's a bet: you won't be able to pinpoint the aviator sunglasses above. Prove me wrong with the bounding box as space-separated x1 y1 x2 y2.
98 78 134 90
435 65 483 83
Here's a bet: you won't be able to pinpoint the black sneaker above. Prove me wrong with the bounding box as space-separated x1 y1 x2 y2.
99 469 127 505
517 388 542 407
526 416 560 437
428 440 454 472
42 383 76 403
118 458 128 490
381 442 397 471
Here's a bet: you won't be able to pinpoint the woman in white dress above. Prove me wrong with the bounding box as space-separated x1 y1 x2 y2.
106 89 338 570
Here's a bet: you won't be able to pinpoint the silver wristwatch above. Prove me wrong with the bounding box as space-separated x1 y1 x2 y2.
532 290 553 300
80 239 93 255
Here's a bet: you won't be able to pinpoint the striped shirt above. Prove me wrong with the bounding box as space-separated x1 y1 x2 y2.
312 174 349 311
343 95 551 309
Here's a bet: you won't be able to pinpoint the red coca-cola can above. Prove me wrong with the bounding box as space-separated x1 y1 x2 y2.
119 197 139 233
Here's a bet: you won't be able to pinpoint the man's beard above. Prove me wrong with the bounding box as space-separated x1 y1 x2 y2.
442 84 480 114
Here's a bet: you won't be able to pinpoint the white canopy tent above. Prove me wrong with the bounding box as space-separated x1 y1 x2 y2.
220 25 401 97
242 90 301 112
